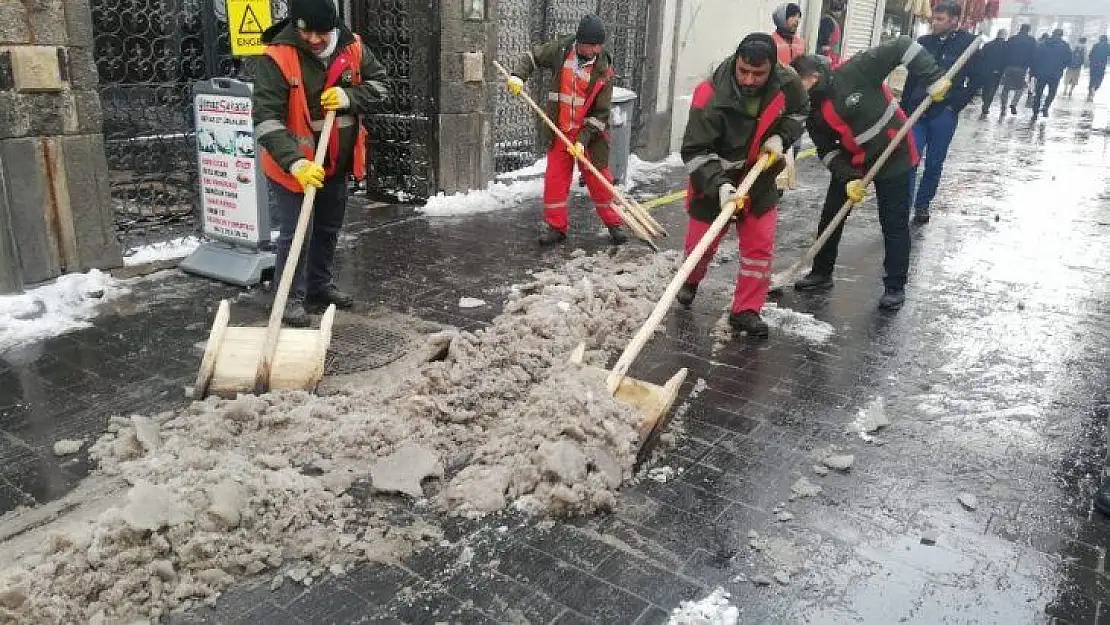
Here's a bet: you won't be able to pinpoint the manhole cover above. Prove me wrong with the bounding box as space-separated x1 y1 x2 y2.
325 318 410 376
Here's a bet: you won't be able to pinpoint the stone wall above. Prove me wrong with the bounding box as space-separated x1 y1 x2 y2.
0 0 121 293
435 0 498 193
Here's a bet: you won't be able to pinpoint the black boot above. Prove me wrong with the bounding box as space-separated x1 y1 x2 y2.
538 227 567 246
1010 104 1018 115
913 210 931 225
307 284 354 309
676 283 697 309
794 271 833 291
878 286 905 311
283 299 311 327
1095 480 1110 516
607 226 629 245
1041 108 1050 118
728 310 769 339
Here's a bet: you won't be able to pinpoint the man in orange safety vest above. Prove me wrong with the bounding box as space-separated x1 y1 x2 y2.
253 0 388 327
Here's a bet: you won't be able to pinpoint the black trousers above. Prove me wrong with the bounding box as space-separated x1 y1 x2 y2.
271 176 349 301
1033 75 1061 113
980 72 1003 114
811 173 912 289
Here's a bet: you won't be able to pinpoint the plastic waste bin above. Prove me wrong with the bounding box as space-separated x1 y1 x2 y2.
608 87 638 185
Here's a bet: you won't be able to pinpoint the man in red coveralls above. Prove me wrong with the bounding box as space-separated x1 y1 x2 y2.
507 15 629 246
676 34 809 339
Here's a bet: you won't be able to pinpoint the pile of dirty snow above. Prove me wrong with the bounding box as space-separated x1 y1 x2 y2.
0 269 126 353
0 248 683 622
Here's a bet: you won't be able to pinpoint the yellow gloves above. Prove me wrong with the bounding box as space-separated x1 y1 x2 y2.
718 182 748 212
291 159 325 190
507 76 525 96
846 179 869 204
761 135 784 166
927 78 952 103
566 142 585 159
320 87 350 111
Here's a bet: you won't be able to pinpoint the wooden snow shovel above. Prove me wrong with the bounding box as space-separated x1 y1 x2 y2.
493 61 666 248
194 111 340 399
768 36 983 293
569 154 775 455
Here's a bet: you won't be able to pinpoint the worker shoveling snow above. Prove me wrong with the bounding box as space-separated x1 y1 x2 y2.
0 247 683 623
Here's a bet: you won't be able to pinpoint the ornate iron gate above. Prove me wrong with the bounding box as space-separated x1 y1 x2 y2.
493 0 651 174
351 0 439 201
91 0 296 252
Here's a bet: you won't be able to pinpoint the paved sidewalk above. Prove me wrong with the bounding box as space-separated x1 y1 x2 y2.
2 95 1110 624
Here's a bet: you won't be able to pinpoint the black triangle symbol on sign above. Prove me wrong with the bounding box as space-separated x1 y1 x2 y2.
239 5 265 35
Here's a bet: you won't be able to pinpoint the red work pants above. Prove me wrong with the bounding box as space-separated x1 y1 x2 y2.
682 208 778 313
542 142 623 232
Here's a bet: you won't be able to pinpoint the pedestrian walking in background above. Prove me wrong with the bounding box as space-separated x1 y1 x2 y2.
1063 37 1087 98
978 29 1009 117
999 24 1037 117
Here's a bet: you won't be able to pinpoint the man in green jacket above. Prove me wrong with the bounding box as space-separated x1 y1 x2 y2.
507 15 628 246
677 33 809 338
253 0 388 326
790 37 950 311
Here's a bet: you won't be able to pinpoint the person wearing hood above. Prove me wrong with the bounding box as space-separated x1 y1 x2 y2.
252 0 388 327
900 1 980 225
790 38 949 311
507 15 629 246
1030 28 1072 119
817 0 846 68
676 33 809 338
1090 35 1110 101
771 3 806 66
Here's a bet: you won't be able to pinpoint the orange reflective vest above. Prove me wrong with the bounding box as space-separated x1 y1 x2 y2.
260 37 369 193
772 31 806 66
554 49 609 135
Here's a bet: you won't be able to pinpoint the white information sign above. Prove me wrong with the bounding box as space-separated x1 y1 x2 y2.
194 93 262 244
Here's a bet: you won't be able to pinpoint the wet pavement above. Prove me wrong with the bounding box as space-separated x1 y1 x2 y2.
2 93 1110 623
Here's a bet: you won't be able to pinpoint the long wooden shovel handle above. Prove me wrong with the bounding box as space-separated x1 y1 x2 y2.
254 109 337 394
774 36 983 287
492 61 661 242
605 155 774 394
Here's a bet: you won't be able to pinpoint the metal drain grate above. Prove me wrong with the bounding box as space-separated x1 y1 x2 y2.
325 319 410 376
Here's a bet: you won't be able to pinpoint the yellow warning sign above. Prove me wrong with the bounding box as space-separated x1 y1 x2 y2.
228 0 272 56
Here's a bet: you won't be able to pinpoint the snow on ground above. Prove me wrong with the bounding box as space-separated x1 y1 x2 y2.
419 153 683 217
761 303 835 343
623 153 684 192
0 270 127 353
123 236 202 266
667 587 740 625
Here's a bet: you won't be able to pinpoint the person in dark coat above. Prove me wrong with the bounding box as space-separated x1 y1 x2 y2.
791 39 948 311
1031 28 1072 119
1089 35 1110 101
999 23 1037 116
977 29 1009 117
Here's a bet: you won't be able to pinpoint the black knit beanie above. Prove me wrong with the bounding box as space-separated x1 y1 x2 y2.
576 14 606 45
290 0 339 32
